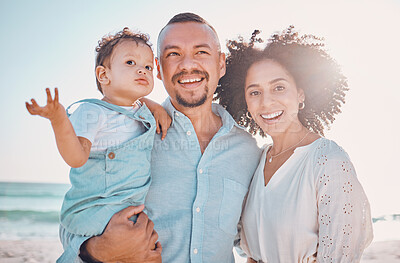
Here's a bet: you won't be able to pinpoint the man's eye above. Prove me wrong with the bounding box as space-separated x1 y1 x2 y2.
127 60 136 65
275 85 285 91
145 65 153 71
197 51 209 55
166 52 179 57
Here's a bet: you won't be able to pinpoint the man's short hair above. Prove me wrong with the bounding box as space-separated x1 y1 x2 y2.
157 12 220 56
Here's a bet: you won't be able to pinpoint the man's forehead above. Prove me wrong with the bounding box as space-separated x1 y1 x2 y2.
158 22 220 54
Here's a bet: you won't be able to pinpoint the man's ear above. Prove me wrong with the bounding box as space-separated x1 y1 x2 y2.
219 52 226 78
155 57 162 80
96 66 110 86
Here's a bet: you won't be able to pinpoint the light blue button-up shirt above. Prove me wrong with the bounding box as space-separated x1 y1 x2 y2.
58 98 261 263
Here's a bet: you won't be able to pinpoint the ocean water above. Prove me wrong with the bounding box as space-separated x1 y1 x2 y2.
0 182 399 242
0 182 69 240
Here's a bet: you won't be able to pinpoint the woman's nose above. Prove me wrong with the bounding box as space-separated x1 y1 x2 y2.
262 92 274 106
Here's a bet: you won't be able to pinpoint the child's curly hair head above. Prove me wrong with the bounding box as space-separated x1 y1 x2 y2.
215 26 348 137
95 27 152 94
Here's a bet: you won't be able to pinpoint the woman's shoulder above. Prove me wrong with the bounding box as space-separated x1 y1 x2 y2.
310 137 349 160
309 138 356 177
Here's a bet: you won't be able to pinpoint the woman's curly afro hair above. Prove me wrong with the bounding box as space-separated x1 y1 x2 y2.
214 26 348 137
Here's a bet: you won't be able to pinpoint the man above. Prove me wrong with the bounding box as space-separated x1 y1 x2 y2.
59 13 261 263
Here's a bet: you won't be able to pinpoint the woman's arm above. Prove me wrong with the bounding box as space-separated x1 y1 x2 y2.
26 88 91 167
316 149 373 261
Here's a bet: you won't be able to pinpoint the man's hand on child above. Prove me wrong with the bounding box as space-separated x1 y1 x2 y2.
26 88 65 123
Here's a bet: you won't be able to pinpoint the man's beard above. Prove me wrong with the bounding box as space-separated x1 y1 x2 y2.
172 69 209 108
176 86 208 108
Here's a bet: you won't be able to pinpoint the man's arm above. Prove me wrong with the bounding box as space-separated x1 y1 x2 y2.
80 206 162 263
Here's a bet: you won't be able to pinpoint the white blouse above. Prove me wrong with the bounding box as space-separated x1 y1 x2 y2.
240 138 373 263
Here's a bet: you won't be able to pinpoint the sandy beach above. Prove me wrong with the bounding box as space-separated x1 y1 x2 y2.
0 239 63 263
0 239 399 263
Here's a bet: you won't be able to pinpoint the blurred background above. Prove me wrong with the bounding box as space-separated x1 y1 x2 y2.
0 0 399 262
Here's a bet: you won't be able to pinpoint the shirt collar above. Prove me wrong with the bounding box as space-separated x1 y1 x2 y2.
162 97 245 132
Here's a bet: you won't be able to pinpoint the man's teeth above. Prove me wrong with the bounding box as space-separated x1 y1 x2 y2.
261 111 283 120
179 78 202 84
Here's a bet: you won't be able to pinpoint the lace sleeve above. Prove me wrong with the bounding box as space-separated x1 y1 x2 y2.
316 150 373 262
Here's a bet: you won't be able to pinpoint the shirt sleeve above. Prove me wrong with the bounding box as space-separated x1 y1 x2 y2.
68 103 105 144
315 149 373 262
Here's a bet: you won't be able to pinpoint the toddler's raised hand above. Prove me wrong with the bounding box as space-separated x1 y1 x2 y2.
26 88 65 122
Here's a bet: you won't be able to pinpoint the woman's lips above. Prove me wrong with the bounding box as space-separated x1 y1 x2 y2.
260 110 284 124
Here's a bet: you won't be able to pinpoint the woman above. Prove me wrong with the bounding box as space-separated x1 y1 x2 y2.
215 27 373 262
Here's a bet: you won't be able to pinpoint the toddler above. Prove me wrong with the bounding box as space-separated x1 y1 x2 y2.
26 28 170 257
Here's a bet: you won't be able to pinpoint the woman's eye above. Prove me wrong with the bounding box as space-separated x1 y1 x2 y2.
127 60 136 65
145 65 153 71
275 85 285 91
249 90 260 96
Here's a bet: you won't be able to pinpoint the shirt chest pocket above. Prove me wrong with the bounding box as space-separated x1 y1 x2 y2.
219 178 248 235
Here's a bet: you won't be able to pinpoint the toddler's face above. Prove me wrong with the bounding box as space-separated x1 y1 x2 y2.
105 40 154 105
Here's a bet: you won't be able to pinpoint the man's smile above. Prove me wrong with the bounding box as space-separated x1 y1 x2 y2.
178 77 204 84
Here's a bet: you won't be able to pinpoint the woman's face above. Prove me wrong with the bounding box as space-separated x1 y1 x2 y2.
245 59 305 137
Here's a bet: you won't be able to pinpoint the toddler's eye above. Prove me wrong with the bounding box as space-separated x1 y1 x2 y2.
145 65 153 71
127 60 136 65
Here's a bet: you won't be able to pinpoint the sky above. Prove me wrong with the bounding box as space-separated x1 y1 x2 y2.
0 0 399 217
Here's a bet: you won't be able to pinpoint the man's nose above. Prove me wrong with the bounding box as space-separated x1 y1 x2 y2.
178 55 198 71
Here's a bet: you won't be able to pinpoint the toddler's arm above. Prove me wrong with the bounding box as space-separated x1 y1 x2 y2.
26 88 91 168
140 98 172 140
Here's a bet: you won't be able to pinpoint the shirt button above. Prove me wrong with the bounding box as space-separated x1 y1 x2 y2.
199 169 203 174
175 112 179 117
196 207 200 213
193 248 198 254
186 131 191 136
108 152 115 159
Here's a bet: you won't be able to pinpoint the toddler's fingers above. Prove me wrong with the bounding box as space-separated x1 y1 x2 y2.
25 102 36 115
156 120 161 134
31 99 40 108
161 123 168 140
161 117 172 140
46 88 53 103
54 88 59 103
